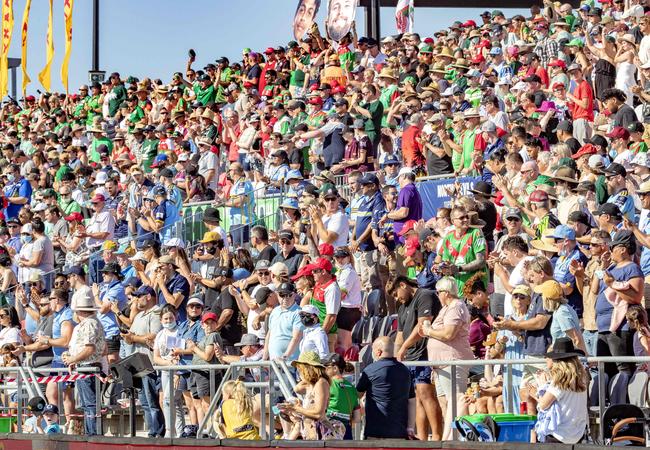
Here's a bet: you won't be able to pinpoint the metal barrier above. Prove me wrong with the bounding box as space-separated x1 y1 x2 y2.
3 355 647 443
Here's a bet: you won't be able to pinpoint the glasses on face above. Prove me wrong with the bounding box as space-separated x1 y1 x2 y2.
188 304 203 309
324 197 338 202
54 281 66 287
279 239 292 245
7 225 17 229
278 293 293 298
513 294 529 300
506 217 521 222
453 215 469 221
258 270 270 276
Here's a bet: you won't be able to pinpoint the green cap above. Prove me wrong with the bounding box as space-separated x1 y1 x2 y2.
420 45 433 53
491 9 504 17
532 175 554 187
242 47 251 54
566 38 584 48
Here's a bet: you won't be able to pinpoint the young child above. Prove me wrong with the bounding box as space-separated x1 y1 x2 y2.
37 404 62 434
213 380 260 440
626 305 650 371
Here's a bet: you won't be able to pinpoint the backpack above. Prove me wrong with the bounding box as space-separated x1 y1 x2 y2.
455 416 498 442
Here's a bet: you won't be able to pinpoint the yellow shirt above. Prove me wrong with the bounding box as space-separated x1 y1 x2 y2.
222 399 260 440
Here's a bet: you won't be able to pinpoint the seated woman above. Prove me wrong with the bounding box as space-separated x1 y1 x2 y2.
532 338 588 444
214 380 260 440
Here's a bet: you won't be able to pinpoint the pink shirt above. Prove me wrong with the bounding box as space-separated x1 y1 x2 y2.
427 300 474 363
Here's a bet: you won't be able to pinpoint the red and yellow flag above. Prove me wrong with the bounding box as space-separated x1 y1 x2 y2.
0 0 14 99
38 0 54 92
20 0 31 94
60 0 74 93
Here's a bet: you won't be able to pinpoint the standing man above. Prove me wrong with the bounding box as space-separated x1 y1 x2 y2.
387 168 422 241
82 194 116 284
391 276 442 441
356 336 416 439
310 257 341 351
566 64 594 144
3 164 32 219
224 163 255 246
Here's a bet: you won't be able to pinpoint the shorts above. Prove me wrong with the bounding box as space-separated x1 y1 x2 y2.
435 365 469 398
336 307 361 331
106 336 121 354
409 365 432 386
177 371 191 392
49 361 74 388
190 370 222 399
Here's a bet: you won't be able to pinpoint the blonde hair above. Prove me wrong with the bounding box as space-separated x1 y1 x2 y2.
222 380 253 417
297 363 329 385
542 296 567 312
550 357 587 392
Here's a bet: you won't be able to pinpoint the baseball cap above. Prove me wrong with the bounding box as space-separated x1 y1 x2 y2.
593 203 622 218
606 127 630 140
187 295 204 307
201 312 219 324
291 265 315 281
603 163 626 177
512 285 532 297
549 224 576 241
398 219 418 237
300 304 320 316
504 207 522 220
312 257 333 273
276 282 296 295
214 267 234 278
64 212 84 222
533 279 564 301
360 173 379 185
134 286 156 297
571 144 597 160
318 243 334 256
567 211 590 226
255 260 271 271
269 262 289 277
529 189 549 203
553 120 573 133
90 193 106 203
235 334 260 347
43 404 59 415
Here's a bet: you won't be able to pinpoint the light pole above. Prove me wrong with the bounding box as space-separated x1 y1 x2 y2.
88 0 105 83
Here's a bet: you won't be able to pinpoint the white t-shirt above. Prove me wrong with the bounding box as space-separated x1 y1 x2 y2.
321 211 349 248
85 210 116 249
299 325 329 359
247 285 269 342
323 281 342 315
545 385 588 444
198 151 219 191
504 257 527 318
336 264 362 309
0 327 22 347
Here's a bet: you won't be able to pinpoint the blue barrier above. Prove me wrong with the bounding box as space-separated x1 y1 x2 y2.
416 176 481 220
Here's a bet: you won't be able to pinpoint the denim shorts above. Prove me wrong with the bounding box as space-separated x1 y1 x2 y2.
409 365 432 386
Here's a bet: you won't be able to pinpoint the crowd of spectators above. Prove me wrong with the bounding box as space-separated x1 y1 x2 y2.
1 0 650 444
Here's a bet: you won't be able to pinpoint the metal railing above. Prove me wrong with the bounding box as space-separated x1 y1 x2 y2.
2 355 647 443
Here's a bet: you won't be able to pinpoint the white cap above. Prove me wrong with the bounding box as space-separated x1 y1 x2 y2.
177 153 189 162
129 251 147 262
622 4 644 19
93 171 108 185
588 154 606 169
164 237 185 248
32 202 48 212
269 261 289 277
398 167 414 178
632 152 650 167
300 304 320 316
21 223 33 234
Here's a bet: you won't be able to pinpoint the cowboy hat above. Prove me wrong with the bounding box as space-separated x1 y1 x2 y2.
551 166 580 184
452 58 470 69
435 47 454 59
201 109 217 122
469 181 496 198
543 336 585 360
377 68 398 80
530 228 559 253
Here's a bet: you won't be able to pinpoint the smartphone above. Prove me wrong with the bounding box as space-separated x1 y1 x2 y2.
271 405 281 415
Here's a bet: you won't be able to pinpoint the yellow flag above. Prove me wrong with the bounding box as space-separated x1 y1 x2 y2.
0 0 14 99
38 0 54 92
20 0 31 94
60 0 73 93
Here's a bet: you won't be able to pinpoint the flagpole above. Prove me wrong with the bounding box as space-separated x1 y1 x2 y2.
92 0 99 71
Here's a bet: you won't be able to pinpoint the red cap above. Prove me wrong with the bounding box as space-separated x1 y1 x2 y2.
25 95 35 102
264 47 275 55
551 82 565 90
291 264 315 281
308 96 323 106
308 83 320 92
243 81 254 89
90 193 106 203
471 54 485 64
201 312 219 324
606 126 630 140
404 235 420 257
64 212 84 222
476 39 492 49
571 143 597 159
529 190 549 203
462 20 477 28
313 257 333 273
398 219 418 237
318 243 334 256
423 37 434 44
548 59 566 70
331 85 346 94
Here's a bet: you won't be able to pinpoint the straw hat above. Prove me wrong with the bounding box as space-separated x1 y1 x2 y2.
436 47 454 59
86 118 104 134
452 58 470 69
429 63 447 74
530 228 559 253
377 68 398 81
201 109 216 122
291 350 325 368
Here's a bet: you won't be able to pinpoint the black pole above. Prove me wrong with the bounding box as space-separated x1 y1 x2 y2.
92 0 99 71
370 0 380 41
364 5 374 39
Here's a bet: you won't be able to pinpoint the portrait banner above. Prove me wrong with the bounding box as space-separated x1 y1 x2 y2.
395 0 414 33
326 0 356 42
293 0 320 41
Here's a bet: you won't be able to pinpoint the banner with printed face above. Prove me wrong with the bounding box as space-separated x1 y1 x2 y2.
395 0 414 33
293 0 320 41
326 0 356 42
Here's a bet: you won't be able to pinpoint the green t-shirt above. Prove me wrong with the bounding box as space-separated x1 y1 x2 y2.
129 106 145 130
379 85 398 127
55 165 72 182
142 139 160 172
85 95 102 126
194 84 217 106
440 228 487 296
88 137 114 163
309 298 337 333
460 128 477 172
363 100 383 144
216 67 233 103
59 199 82 215
327 377 359 420
108 85 127 117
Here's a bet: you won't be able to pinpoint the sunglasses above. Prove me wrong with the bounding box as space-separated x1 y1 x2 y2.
257 270 270 276
7 225 18 228
279 239 292 244
188 304 203 309
506 217 521 222
513 294 529 300
278 293 293 298
453 215 469 221
324 197 338 202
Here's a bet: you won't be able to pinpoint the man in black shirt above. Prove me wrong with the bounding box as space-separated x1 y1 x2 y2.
250 225 277 263
390 276 441 440
271 229 305 277
603 88 638 129
356 336 416 439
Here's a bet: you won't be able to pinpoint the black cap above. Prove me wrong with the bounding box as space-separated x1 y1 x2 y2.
138 239 157 250
159 168 174 178
254 286 273 305
360 173 379 185
524 75 542 83
100 262 122 275
333 247 351 258
215 267 233 278
593 203 622 219
628 122 645 133
553 120 573 133
322 352 347 371
278 229 294 240
588 134 608 148
603 163 626 177
27 397 46 413
610 229 636 250
276 282 296 295
43 404 59 415
334 98 349 108
203 207 221 223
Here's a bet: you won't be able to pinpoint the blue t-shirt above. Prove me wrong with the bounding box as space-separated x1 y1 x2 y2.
177 318 205 364
154 199 180 244
52 306 74 363
639 210 650 276
267 303 303 360
3 178 32 219
158 273 190 322
524 293 552 356
553 248 588 317
98 280 128 338
595 262 644 333
355 191 386 252
356 357 415 439
607 189 635 222
550 303 581 343
229 179 255 225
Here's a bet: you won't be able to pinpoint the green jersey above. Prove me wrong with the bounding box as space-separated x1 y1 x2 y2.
440 228 487 296
215 67 233 103
88 137 114 163
327 377 359 420
194 84 217 106
108 84 127 117
379 85 398 127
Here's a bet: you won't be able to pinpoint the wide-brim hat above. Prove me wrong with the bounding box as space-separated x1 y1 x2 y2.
543 337 585 360
551 167 579 184
86 125 104 134
530 229 559 253
201 109 216 122
377 68 397 80
435 47 454 59
469 181 496 198
291 350 325 368
452 58 470 69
